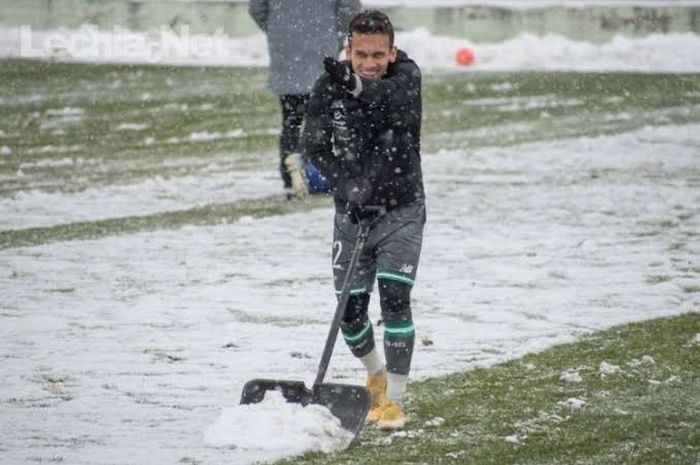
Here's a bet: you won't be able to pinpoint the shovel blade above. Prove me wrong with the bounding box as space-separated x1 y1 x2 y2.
241 379 370 436
312 382 371 435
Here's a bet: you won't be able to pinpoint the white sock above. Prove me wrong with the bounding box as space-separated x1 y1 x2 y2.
386 372 408 406
360 347 384 376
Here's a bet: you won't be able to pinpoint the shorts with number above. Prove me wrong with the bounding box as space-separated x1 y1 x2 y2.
332 201 426 295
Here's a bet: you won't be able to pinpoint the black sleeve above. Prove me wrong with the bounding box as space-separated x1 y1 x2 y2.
356 59 422 119
304 77 375 201
302 77 341 189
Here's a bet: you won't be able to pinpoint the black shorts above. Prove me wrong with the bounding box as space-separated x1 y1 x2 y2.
332 202 426 295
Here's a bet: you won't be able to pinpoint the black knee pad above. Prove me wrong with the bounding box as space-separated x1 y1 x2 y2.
378 279 412 323
339 292 374 357
340 292 370 333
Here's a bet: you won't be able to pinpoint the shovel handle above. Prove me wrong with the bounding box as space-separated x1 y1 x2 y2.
313 219 372 387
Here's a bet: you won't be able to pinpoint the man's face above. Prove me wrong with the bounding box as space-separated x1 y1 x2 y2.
346 32 397 80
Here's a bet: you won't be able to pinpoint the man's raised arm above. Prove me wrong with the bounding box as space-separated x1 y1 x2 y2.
302 79 340 188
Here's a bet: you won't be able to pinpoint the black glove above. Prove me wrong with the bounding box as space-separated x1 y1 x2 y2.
343 177 372 205
345 202 386 224
343 177 372 224
345 202 363 224
323 57 358 93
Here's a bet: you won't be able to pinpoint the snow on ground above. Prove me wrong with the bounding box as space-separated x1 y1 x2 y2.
2 25 700 73
1 123 698 464
1 162 279 229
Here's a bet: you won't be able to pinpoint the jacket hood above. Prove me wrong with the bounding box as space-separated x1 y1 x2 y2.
394 49 410 64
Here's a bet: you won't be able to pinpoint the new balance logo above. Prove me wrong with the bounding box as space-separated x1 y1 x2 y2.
399 264 414 274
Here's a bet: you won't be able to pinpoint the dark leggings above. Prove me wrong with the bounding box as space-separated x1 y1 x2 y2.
279 94 309 188
340 280 415 375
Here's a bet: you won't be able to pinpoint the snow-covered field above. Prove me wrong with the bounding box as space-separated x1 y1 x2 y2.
1 122 698 463
1 1 699 461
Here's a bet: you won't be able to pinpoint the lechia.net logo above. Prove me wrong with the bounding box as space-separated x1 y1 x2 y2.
18 25 230 63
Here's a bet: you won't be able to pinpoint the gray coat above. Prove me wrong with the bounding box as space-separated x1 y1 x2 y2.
249 0 361 95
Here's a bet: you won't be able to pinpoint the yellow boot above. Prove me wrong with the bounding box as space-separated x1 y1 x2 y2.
377 400 406 430
365 370 387 423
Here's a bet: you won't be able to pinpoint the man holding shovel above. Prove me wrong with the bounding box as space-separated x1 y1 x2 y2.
303 10 425 430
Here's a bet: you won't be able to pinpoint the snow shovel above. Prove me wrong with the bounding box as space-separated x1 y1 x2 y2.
240 218 372 437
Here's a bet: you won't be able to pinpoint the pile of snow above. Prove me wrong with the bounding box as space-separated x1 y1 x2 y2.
559 369 583 384
424 417 446 427
598 361 622 378
203 391 353 462
504 434 523 443
628 355 656 367
557 397 587 409
1 25 700 73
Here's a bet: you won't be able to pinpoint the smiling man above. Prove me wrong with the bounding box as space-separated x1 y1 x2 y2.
303 10 425 431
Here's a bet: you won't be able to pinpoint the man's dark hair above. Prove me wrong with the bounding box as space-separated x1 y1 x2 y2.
348 10 395 47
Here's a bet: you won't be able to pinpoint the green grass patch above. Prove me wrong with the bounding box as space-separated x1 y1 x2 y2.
276 313 700 465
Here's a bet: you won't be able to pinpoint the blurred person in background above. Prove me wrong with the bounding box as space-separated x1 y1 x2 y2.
249 0 361 200
304 10 425 430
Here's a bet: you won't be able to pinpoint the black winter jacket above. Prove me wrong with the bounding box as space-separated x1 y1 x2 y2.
303 50 424 214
